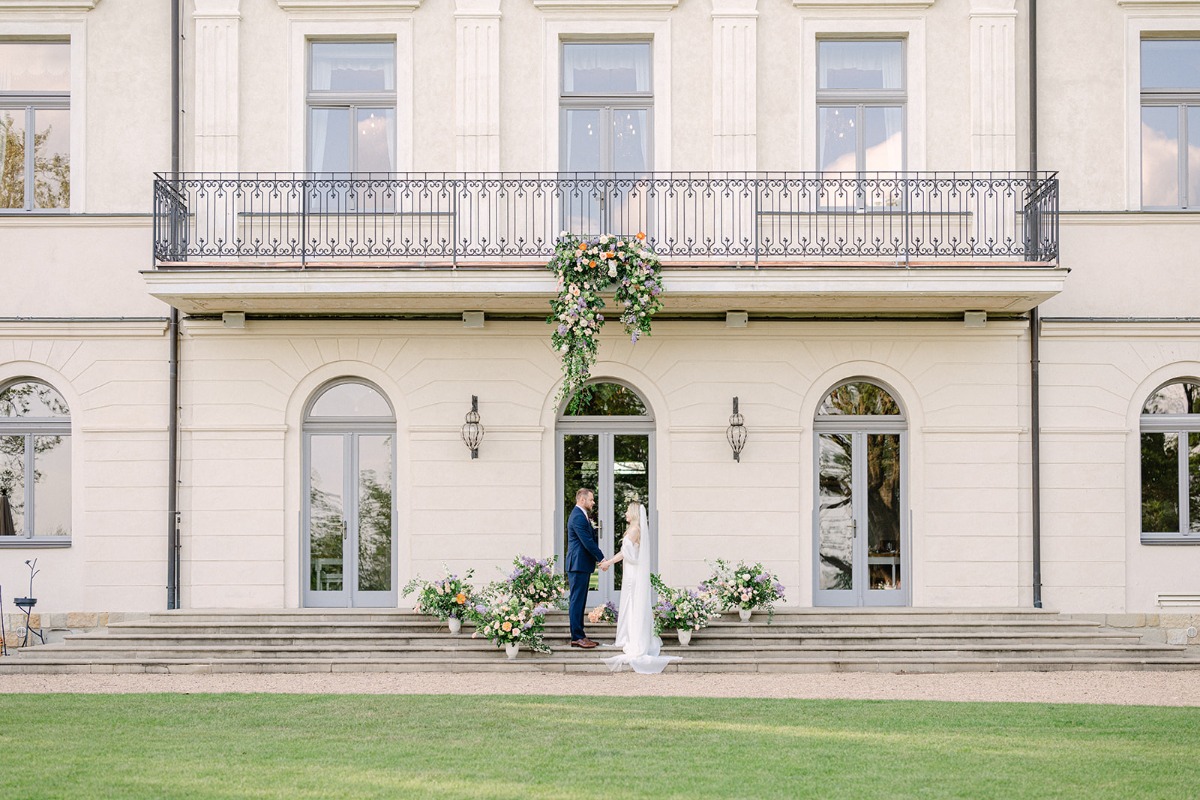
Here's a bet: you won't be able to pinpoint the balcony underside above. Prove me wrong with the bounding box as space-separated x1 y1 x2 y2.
143 262 1067 316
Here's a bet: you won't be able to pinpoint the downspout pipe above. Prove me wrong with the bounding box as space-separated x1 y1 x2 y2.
166 0 182 610
1029 0 1043 609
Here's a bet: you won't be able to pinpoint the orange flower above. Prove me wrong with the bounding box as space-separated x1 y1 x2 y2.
636 232 646 241
603 252 614 260
455 593 466 604
589 260 596 267
578 242 588 251
502 621 513 632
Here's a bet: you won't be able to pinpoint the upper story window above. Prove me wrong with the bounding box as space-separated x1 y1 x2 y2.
307 41 396 173
1140 380 1200 543
1140 39 1200 210
817 40 905 173
560 41 653 173
0 379 71 542
0 41 70 211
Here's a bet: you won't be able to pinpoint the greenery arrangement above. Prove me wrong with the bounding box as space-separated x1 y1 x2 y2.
401 567 475 622
468 592 553 654
700 559 786 619
502 555 569 608
650 574 721 635
547 232 663 411
587 601 618 624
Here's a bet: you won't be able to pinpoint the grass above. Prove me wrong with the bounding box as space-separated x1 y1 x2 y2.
0 693 1196 799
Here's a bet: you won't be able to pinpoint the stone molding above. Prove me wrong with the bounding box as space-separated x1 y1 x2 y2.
969 0 1016 170
275 0 420 11
455 0 501 171
533 0 679 11
712 0 757 171
793 0 935 8
194 0 240 173
0 0 99 9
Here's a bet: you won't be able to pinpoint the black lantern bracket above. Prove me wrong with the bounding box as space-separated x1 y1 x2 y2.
727 396 747 462
461 395 484 459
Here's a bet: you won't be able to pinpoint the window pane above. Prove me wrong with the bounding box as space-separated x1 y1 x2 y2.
818 433 854 591
563 383 647 416
563 108 602 172
819 41 904 90
0 435 25 535
0 381 70 417
309 107 350 172
357 435 392 592
1141 432 1180 533
308 435 345 592
309 382 392 418
863 106 904 171
819 382 902 416
1142 381 1200 415
1189 106 1200 207
33 435 69 538
33 108 69 209
1142 106 1180 207
1141 40 1200 90
819 106 857 171
562 43 651 94
0 109 26 209
310 42 395 93
611 108 649 171
355 108 395 172
1191 433 1200 534
0 42 70 92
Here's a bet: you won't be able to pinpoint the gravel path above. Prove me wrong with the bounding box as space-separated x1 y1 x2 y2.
3 671 1200 706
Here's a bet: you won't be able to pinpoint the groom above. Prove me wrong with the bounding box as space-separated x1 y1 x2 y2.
567 487 607 649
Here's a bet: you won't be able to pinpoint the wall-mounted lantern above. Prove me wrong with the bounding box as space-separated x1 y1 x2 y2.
727 396 747 462
461 395 484 459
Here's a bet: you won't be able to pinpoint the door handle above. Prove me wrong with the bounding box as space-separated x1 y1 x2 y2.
342 519 348 541
851 519 857 538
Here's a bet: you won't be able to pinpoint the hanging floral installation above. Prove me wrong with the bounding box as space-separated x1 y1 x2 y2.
548 232 664 412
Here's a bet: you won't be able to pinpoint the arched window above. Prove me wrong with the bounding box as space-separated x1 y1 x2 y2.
1140 379 1200 542
0 379 71 541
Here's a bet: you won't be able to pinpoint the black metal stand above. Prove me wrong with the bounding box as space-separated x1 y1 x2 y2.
14 597 43 647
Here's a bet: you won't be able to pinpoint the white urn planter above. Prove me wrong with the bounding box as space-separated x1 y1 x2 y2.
447 616 462 635
677 629 693 646
738 607 752 622
504 642 519 660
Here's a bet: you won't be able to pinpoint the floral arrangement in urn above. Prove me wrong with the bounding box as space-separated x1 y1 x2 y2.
503 555 569 609
700 559 786 622
548 233 663 411
468 593 553 654
401 567 475 624
587 601 618 624
650 574 721 635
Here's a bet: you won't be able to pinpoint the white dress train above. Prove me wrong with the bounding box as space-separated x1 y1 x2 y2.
602 511 681 674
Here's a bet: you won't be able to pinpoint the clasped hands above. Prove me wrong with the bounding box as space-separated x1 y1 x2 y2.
598 559 612 572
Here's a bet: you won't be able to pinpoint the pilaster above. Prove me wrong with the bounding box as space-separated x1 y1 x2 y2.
455 0 501 172
969 0 1017 171
711 0 757 171
193 0 241 173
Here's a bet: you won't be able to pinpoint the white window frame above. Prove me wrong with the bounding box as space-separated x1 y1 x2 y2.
815 38 908 173
1136 38 1200 210
1139 380 1200 544
800 15 926 172
287 18 414 173
305 40 399 173
0 20 88 213
542 18 673 172
0 378 72 545
1123 10 1200 211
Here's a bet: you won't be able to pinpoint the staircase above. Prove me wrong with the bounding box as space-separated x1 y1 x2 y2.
3 608 1198 674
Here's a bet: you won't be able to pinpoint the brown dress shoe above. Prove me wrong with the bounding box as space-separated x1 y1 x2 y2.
578 638 599 649
570 639 588 648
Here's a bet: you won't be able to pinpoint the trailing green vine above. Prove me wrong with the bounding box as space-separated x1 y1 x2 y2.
548 232 663 412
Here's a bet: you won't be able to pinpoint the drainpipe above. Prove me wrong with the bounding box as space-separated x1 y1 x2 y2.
1029 0 1043 609
166 0 182 610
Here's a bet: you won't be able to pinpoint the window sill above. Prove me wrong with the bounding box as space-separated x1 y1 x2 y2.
1141 534 1200 546
0 539 71 549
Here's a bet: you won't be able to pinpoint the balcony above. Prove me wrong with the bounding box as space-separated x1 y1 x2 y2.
145 172 1066 316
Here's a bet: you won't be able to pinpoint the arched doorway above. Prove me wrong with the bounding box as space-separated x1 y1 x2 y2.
302 379 397 608
813 380 909 607
556 381 656 607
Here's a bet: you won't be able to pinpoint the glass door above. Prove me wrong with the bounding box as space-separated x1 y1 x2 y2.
304 431 396 607
559 431 652 606
814 430 906 606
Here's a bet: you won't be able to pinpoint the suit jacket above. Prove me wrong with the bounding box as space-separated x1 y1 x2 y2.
566 505 604 574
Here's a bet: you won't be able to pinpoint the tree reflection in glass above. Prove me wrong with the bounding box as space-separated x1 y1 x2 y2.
308 435 345 592
818 433 854 590
357 435 393 592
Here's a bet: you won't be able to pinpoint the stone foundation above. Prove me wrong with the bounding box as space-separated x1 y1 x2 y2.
1066 613 1200 649
1 611 148 652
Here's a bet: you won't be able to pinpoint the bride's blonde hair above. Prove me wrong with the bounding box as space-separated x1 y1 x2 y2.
626 501 643 544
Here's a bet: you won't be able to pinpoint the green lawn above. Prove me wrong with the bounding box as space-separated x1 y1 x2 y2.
0 693 1196 799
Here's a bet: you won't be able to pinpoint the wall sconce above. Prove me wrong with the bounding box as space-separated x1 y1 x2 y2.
461 395 484 459
727 396 747 462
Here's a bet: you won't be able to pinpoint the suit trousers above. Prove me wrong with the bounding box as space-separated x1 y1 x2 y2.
568 570 591 641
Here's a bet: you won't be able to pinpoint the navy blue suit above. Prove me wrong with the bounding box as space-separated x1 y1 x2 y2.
566 504 605 641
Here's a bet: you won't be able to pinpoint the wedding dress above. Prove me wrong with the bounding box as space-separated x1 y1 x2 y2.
602 507 681 674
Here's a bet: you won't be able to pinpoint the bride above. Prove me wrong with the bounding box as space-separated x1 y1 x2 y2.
598 501 681 674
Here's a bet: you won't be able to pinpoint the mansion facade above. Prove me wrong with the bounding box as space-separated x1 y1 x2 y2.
1 0 1198 622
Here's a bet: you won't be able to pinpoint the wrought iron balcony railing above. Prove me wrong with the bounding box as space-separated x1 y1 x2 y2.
152 171 1059 266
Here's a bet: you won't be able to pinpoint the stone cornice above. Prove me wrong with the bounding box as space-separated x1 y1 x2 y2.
533 0 680 11
1117 0 1200 8
793 0 935 8
0 0 100 9
275 0 420 11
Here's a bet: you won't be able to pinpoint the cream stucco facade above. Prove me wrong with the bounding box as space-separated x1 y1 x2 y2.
1 0 1197 620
